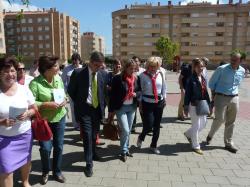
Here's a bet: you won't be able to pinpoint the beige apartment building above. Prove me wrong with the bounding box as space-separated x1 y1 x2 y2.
112 1 250 65
3 8 80 64
81 32 105 61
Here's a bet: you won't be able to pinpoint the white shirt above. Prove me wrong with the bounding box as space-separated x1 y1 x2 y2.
86 67 98 105
61 64 82 91
139 70 167 103
0 84 35 136
136 67 145 76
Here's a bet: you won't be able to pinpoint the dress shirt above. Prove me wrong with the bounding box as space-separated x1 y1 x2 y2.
209 64 245 95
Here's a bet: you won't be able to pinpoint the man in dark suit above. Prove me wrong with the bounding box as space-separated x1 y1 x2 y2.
67 52 106 177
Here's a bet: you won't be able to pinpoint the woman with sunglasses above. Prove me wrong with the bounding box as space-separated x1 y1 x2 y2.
16 63 33 86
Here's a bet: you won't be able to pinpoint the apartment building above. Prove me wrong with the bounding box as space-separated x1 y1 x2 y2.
112 1 250 65
0 1 6 54
3 8 80 64
81 32 105 61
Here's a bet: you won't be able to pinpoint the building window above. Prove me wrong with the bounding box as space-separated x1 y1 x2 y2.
128 15 136 19
39 44 43 49
208 13 216 16
191 23 199 27
191 42 198 46
38 35 43 40
208 23 215 27
23 44 27 48
181 42 189 46
206 41 214 46
238 23 242 26
216 32 224 37
44 17 49 22
29 44 34 48
152 33 160 37
144 23 151 29
28 18 33 23
191 33 198 37
39 52 44 56
144 42 152 46
215 51 223 55
181 33 190 37
45 26 50 31
45 44 50 48
144 33 151 38
38 26 43 31
191 13 199 18
28 27 33 32
128 42 135 46
115 34 120 38
227 42 232 45
216 22 224 27
22 35 27 40
37 18 42 23
228 23 233 27
128 33 136 37
152 24 160 29
144 15 152 19
21 19 26 24
215 42 223 46
128 24 136 29
22 27 27 32
45 35 50 40
16 28 20 33
29 35 34 40
30 52 35 56
164 24 169 28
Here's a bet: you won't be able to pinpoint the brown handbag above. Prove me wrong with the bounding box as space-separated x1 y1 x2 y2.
103 121 119 141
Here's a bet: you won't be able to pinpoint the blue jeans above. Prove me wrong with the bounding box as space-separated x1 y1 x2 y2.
39 116 66 176
116 104 136 154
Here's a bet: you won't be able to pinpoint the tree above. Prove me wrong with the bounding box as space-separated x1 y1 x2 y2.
7 0 30 6
231 49 247 61
155 36 180 64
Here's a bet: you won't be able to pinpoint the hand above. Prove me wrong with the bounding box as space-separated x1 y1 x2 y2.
1 118 16 127
59 100 67 107
16 110 30 121
132 92 136 97
44 102 60 110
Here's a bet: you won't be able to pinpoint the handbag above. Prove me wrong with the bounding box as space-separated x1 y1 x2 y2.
31 110 53 141
195 100 210 116
103 120 119 141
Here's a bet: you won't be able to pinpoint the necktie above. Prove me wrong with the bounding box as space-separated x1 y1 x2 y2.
144 71 159 103
91 72 98 108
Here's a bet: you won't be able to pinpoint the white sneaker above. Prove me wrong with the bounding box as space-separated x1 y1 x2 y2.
137 137 142 148
150 147 160 154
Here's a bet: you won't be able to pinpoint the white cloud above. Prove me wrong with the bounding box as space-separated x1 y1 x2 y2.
1 0 41 11
181 0 224 5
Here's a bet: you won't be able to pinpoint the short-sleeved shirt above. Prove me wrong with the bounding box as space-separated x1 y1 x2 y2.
29 74 67 123
0 84 35 136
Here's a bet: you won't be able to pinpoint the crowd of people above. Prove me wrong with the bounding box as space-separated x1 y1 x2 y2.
0 51 246 186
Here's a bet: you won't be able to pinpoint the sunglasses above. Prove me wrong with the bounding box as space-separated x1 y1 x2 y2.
17 68 25 71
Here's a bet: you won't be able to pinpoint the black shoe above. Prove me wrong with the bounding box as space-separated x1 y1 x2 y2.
225 145 238 153
93 154 101 161
85 167 93 177
120 153 127 162
53 174 66 183
206 136 212 145
41 173 49 185
126 152 133 157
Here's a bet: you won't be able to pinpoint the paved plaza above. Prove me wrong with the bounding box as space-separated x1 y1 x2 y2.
15 71 250 187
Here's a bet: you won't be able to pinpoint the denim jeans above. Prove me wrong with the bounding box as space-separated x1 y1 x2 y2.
39 116 66 176
116 104 136 154
139 100 164 148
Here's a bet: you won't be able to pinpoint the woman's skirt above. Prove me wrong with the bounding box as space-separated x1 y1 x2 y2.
0 129 32 174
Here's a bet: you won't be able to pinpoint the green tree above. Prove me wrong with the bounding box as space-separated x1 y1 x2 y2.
155 36 180 64
7 0 30 6
231 49 247 61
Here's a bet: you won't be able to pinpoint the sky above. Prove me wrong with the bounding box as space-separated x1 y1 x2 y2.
3 0 249 55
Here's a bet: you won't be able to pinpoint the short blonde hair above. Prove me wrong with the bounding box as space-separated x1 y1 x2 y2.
146 56 161 69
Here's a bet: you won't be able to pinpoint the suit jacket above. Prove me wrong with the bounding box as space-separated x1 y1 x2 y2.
109 74 139 112
67 66 106 123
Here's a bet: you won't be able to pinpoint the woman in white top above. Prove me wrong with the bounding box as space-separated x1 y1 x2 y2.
137 57 167 154
0 58 36 187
